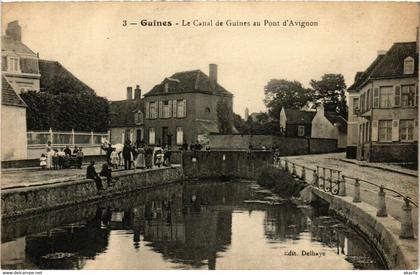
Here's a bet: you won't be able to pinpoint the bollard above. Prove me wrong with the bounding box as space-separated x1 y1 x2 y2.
322 168 326 189
399 198 414 239
338 175 346 196
292 163 297 176
376 186 388 217
301 167 306 182
353 179 361 203
312 170 318 187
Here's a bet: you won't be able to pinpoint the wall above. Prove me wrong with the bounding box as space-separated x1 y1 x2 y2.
110 126 144 144
1 105 27 161
182 150 272 179
1 166 183 218
369 143 418 162
311 108 347 149
286 123 312 138
1 154 107 169
27 144 104 159
308 138 338 154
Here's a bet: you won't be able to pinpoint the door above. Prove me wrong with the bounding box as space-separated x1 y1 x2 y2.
162 127 169 147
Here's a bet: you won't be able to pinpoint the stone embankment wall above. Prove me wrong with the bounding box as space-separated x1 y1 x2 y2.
1 166 183 219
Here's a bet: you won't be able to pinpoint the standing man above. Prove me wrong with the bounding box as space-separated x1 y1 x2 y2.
123 140 132 170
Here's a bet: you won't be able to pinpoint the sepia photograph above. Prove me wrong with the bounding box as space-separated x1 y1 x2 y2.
0 1 418 271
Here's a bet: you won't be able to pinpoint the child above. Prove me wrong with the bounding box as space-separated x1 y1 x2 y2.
110 149 119 169
40 153 47 169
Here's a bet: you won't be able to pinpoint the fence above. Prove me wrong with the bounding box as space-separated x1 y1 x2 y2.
274 157 418 240
27 129 109 159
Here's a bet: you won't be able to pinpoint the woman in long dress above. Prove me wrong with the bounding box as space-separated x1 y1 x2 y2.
134 146 146 169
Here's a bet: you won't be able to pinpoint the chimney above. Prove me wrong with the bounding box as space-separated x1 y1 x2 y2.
209 64 218 91
377 50 386 56
6 21 22 42
134 85 141 100
127 86 133 100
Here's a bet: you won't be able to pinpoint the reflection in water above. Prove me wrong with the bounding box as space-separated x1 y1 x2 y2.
1 180 386 270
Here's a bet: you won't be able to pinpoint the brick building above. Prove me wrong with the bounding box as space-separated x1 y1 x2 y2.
279 108 316 138
143 64 233 147
347 40 418 162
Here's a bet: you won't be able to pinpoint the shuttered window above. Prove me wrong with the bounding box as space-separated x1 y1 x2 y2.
158 101 163 118
379 86 393 108
378 120 392 142
149 128 155 145
145 102 150 119
172 100 177 117
176 127 183 145
176 99 187 118
401 85 415 107
394 86 401 107
399 119 414 141
373 88 379 108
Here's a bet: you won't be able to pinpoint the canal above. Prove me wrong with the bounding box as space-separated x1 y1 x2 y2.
1 179 386 270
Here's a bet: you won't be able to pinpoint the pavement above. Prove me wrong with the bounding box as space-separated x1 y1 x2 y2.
283 152 418 202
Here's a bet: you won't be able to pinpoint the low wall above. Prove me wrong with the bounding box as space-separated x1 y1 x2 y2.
208 134 337 155
1 166 183 219
182 150 272 179
306 187 418 270
1 155 107 169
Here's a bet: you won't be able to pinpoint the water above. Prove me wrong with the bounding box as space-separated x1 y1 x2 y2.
1 180 386 270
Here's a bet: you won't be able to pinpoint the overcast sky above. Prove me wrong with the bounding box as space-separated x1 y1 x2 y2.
2 2 418 117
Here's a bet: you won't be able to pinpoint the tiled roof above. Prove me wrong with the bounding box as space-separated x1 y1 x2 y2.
324 111 347 133
348 42 418 91
284 109 316 124
1 35 37 56
38 59 94 94
1 75 26 107
144 70 232 97
109 99 144 127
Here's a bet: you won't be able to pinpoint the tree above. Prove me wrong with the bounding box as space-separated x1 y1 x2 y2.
264 79 314 120
217 98 233 134
242 112 279 135
310 74 348 118
233 113 246 133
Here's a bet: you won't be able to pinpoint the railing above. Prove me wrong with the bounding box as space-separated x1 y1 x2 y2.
273 157 417 239
27 128 109 146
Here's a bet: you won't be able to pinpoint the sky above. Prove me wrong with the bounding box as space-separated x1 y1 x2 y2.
2 2 419 117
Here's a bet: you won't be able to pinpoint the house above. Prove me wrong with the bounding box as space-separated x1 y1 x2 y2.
143 64 233 147
109 85 145 144
1 76 28 161
347 39 418 162
311 105 347 149
279 108 316 137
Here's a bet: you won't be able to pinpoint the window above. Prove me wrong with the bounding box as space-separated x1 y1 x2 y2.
162 101 171 118
353 97 360 114
7 56 19 72
134 111 143 125
401 85 415 107
366 89 371 110
149 102 158 119
399 120 414 141
404 57 414 74
360 93 365 113
297 126 305 137
149 128 155 145
378 120 392 142
176 127 183 145
176 99 186 118
379 86 393 108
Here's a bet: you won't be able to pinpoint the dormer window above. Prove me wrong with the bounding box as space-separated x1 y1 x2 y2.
404 57 414 74
7 55 20 72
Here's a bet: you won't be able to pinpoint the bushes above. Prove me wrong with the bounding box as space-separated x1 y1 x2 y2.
21 91 110 132
256 166 307 197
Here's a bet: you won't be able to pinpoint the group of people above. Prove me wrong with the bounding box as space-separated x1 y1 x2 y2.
40 142 84 170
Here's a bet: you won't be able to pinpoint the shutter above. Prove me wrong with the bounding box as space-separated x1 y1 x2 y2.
145 102 150 119
373 88 379 108
391 120 399 141
1 56 7 71
415 85 418 107
394 86 401 107
173 100 177 117
168 100 172 118
182 99 187 117
414 119 418 140
158 101 163 118
371 120 379 141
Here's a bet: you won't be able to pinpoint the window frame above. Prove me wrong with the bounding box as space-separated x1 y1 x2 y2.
401 85 416 107
399 119 414 142
176 126 183 145
404 57 415 75
379 86 393 109
297 125 305 137
378 120 392 142
149 128 156 145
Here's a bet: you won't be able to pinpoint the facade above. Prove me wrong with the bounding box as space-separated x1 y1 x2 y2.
311 105 347 149
109 85 145 144
347 41 418 162
1 76 28 161
143 64 233 147
279 108 315 138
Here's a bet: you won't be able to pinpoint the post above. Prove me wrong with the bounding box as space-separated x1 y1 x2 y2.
399 198 414 239
292 163 297 176
71 129 75 147
301 166 306 182
338 175 346 196
49 128 53 145
312 170 318 187
353 179 361 203
322 168 326 188
329 169 333 191
90 130 94 145
376 186 388 217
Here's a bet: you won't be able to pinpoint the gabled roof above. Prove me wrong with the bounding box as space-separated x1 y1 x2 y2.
1 35 37 56
324 111 347 133
1 75 27 108
144 70 232 97
38 59 94 94
284 109 316 124
348 42 418 91
109 99 144 127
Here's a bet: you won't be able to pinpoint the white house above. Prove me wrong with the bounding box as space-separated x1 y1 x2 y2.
311 105 347 149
